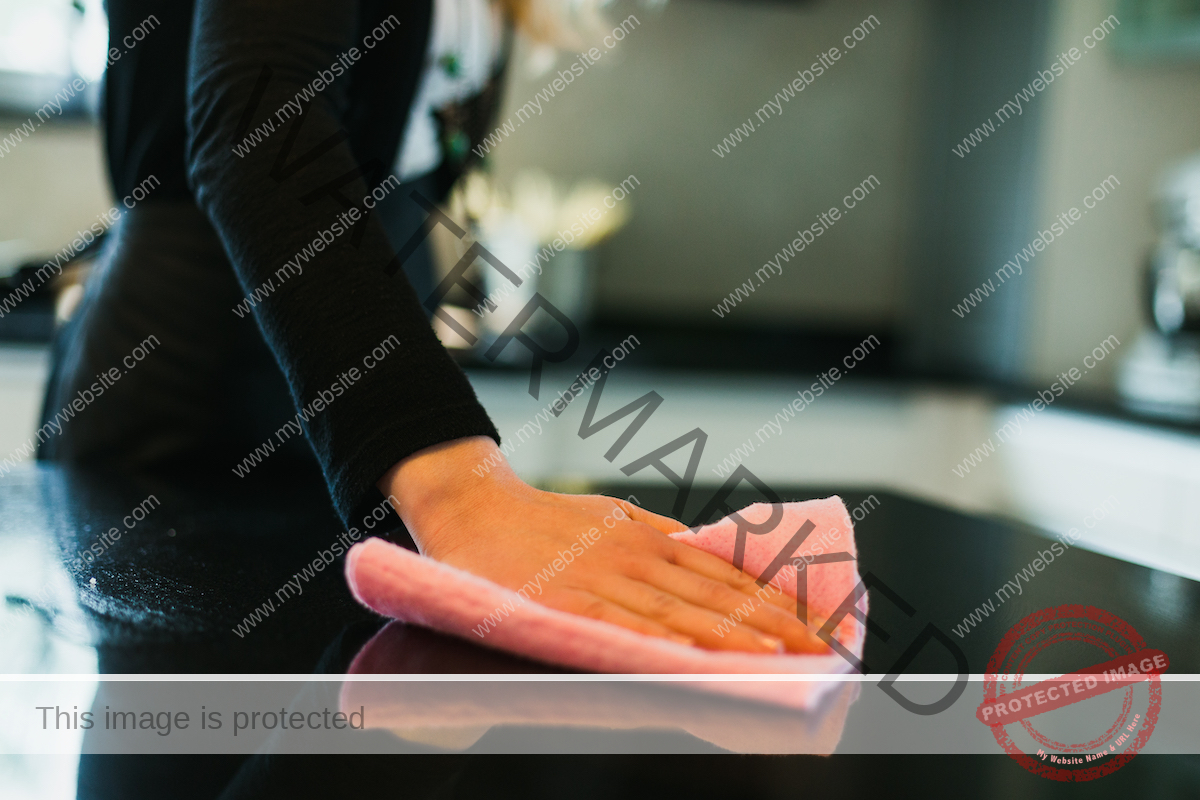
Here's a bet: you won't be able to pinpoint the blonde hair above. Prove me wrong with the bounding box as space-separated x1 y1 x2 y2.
495 0 608 48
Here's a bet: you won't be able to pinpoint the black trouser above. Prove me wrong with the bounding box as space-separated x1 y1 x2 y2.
37 179 439 477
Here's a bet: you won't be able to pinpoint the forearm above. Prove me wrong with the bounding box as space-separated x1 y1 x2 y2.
186 0 497 519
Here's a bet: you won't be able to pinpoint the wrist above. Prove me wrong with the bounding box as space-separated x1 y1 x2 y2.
376 436 527 557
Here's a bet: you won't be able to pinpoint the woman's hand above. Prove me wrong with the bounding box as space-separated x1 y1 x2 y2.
377 436 827 654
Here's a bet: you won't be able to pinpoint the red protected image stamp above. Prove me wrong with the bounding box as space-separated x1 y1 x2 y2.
976 604 1168 781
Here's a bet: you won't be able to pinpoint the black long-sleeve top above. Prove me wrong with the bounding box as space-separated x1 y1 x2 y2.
103 0 499 521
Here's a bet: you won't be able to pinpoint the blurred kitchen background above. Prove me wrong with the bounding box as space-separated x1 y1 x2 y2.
2 0 1199 583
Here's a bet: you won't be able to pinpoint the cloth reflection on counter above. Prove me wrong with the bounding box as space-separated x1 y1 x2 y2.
344 498 867 711
342 625 860 754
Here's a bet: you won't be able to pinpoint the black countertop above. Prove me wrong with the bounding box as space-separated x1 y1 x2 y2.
2 465 1197 797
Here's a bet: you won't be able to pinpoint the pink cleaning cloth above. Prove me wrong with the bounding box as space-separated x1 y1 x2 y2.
340 640 860 753
343 497 866 711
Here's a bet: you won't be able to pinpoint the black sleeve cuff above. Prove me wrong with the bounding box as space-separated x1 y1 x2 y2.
330 401 500 525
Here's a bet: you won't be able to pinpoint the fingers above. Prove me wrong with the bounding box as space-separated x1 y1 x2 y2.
666 539 796 609
505 497 826 655
662 539 827 649
548 588 693 646
665 539 768 592
637 562 829 654
595 575 786 654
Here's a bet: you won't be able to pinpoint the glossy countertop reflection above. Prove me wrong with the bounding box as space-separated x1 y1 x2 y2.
2 464 1199 798
3 462 1199 673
